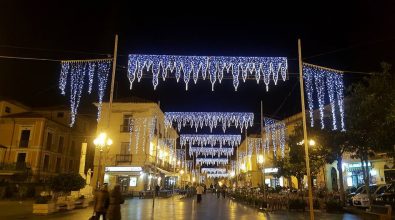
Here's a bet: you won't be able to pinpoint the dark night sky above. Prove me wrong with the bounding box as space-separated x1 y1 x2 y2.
1 1 395 130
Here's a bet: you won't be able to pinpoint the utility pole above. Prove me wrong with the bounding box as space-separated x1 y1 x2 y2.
298 39 314 220
260 101 266 201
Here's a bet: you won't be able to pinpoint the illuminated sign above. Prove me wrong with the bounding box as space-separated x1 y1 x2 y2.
105 166 142 172
129 177 137 187
264 168 278 173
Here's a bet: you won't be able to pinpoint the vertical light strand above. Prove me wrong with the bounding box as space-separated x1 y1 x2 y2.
326 72 337 130
97 61 111 122
303 66 315 127
59 62 69 95
314 69 326 129
87 63 96 94
69 62 87 127
334 73 346 131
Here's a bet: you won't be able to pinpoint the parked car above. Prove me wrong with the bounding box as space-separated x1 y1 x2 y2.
347 186 364 206
352 184 389 207
375 182 395 207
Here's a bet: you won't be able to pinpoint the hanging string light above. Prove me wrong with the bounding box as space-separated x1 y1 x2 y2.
207 173 229 178
264 118 286 158
176 149 186 168
303 63 345 131
127 54 288 91
201 168 227 173
59 59 112 126
196 158 229 166
189 146 234 157
165 112 254 132
247 138 262 159
180 134 241 148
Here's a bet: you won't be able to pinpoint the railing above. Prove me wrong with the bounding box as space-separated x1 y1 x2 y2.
116 154 132 163
120 125 131 133
0 162 30 171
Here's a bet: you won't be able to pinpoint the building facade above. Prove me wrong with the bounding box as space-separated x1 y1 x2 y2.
0 100 95 183
91 99 179 194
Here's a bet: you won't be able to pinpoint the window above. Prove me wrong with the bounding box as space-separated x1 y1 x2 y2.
57 112 64 118
43 155 50 172
120 142 131 155
19 130 30 148
121 114 133 132
70 140 75 156
16 153 26 169
5 106 11 113
58 136 64 153
69 160 73 172
46 133 53 150
55 157 61 173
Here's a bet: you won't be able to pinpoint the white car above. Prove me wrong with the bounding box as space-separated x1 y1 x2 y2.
352 185 389 207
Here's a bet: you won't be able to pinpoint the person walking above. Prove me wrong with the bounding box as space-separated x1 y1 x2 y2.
196 184 204 204
93 184 110 220
216 185 221 199
155 184 160 197
107 185 125 220
221 184 227 198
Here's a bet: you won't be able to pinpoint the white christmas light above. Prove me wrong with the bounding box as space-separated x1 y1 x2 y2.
207 173 229 178
303 64 345 131
201 168 227 173
176 149 186 168
180 134 241 148
127 54 288 91
196 158 229 166
189 146 234 157
59 59 112 126
264 118 286 158
247 138 262 159
165 112 254 132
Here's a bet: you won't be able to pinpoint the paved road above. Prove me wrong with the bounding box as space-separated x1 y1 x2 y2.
0 194 362 220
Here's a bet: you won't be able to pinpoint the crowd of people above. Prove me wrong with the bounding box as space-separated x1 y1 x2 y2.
92 184 124 220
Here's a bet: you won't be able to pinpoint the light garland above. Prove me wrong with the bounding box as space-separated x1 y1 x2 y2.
189 146 234 157
176 149 186 168
59 59 112 126
264 118 286 158
207 173 229 178
303 64 345 131
186 160 194 172
196 158 229 166
201 168 227 173
180 134 241 148
127 54 288 91
165 112 254 132
247 138 262 159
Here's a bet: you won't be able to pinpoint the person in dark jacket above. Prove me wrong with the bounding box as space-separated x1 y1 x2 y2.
94 184 110 220
107 185 125 220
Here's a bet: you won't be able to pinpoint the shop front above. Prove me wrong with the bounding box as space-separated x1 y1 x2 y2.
104 166 145 195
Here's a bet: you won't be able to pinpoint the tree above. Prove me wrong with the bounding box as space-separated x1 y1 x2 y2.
308 126 349 205
346 63 395 206
275 123 327 190
49 173 86 195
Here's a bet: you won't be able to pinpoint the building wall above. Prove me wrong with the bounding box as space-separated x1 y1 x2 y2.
92 102 178 192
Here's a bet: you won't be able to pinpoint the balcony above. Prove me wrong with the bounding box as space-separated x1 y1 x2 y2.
116 154 132 164
120 125 131 133
0 162 31 173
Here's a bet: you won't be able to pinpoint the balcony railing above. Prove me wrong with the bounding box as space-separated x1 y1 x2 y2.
116 154 132 163
0 162 30 171
120 125 131 133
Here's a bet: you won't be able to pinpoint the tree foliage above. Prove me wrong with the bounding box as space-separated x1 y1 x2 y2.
49 173 86 193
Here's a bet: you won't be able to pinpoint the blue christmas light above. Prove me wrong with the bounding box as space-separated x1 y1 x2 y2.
302 64 345 131
127 54 288 91
180 134 241 148
264 117 286 158
189 146 234 157
165 112 254 132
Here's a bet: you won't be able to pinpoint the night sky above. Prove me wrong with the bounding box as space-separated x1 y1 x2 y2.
1 2 394 131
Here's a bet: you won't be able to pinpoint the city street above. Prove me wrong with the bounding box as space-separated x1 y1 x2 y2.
0 195 361 220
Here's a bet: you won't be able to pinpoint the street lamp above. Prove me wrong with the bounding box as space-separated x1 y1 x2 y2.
94 132 112 189
257 154 266 203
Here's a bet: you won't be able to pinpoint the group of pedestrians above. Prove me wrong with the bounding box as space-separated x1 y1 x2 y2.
93 184 125 220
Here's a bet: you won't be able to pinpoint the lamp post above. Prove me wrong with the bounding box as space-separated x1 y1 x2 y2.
258 154 266 203
94 132 113 189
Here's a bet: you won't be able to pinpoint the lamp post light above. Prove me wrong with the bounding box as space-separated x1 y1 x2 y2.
258 154 266 203
94 132 112 189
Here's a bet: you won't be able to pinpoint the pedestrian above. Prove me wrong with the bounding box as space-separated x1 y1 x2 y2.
196 184 204 203
203 184 207 194
107 185 125 220
155 184 160 197
222 184 227 198
216 185 221 198
93 184 110 220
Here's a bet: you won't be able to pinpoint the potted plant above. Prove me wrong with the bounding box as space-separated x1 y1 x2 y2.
33 195 56 214
48 173 85 211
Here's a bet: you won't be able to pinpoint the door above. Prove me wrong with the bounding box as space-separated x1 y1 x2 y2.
16 153 26 169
